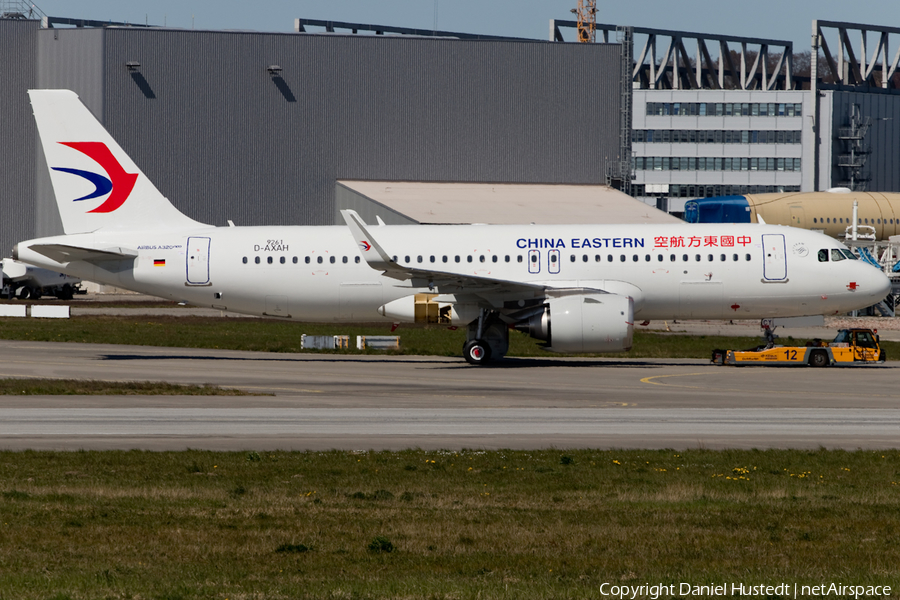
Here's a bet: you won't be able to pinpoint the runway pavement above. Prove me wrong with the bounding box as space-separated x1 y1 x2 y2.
1 340 899 450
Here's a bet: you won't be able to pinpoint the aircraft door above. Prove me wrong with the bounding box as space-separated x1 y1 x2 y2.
186 236 211 285
789 205 805 228
761 234 787 282
528 250 540 274
548 249 560 274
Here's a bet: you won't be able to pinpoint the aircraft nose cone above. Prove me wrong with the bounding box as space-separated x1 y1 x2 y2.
871 268 892 300
856 263 892 305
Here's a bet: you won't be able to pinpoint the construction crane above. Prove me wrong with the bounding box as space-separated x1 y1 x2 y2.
572 0 597 43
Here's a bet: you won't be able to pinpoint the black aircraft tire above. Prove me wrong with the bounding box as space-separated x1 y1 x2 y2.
463 339 492 365
17 287 30 300
808 350 829 368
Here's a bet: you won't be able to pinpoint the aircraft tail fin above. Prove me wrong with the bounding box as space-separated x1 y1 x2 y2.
28 89 205 234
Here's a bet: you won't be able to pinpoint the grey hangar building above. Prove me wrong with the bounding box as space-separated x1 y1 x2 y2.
0 16 632 260
4 12 900 262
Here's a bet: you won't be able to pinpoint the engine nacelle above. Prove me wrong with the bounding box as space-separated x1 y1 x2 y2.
523 293 634 353
379 294 479 324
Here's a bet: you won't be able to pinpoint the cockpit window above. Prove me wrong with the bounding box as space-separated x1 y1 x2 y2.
833 330 851 344
818 249 829 262
841 249 858 260
830 249 846 262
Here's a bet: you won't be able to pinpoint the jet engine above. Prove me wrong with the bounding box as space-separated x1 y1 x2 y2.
517 293 634 353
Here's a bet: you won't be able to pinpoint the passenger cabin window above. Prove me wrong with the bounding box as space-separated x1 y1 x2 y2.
467 256 473 263
267 257 273 264
280 256 286 264
305 257 310 264
293 257 298 264
517 255 523 263
330 256 335 264
342 256 348 264
255 257 260 264
355 257 360 264
242 257 247 264
317 256 323 264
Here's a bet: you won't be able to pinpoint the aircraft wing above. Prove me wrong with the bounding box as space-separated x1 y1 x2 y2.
340 210 604 307
28 243 138 264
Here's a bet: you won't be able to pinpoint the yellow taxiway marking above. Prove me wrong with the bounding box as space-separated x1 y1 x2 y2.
640 372 720 389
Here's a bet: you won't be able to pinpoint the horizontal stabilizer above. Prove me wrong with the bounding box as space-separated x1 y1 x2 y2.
29 243 138 264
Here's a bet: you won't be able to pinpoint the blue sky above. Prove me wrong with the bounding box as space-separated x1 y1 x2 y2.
29 1 900 52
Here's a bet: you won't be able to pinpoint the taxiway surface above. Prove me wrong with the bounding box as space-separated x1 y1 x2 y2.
1 340 898 450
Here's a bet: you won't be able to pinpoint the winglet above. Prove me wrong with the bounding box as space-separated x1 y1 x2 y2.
340 209 399 274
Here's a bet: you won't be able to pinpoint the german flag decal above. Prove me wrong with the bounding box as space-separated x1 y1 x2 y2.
153 259 165 267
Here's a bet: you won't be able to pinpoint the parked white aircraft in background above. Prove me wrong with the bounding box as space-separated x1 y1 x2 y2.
13 90 892 364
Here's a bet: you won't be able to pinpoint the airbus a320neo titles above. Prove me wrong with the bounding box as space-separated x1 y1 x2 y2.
13 90 892 364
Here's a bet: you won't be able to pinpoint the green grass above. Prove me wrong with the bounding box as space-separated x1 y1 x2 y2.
0 449 898 599
3 315 896 360
0 379 259 395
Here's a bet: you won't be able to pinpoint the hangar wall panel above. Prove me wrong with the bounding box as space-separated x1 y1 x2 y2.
98 29 621 228
0 20 38 256
830 91 900 192
34 28 106 239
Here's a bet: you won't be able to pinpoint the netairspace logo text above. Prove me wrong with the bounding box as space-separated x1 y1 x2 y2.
598 582 892 599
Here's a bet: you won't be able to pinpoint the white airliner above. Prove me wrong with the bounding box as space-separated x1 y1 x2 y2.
13 90 892 364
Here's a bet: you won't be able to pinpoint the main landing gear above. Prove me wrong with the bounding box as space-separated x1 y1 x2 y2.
463 339 491 365
463 309 509 365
